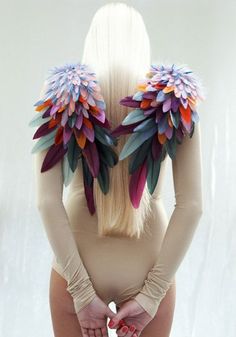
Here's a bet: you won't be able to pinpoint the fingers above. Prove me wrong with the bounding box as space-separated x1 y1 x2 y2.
82 327 108 337
94 328 102 337
116 325 130 336
88 329 95 337
123 325 136 337
116 324 140 337
101 326 109 337
81 327 89 337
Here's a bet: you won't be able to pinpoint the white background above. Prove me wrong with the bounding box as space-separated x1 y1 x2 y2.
0 0 235 336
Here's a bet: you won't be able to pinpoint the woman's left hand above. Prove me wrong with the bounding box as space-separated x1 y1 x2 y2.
108 299 153 337
76 295 116 337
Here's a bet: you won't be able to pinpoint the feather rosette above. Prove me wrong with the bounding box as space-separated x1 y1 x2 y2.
111 63 205 208
29 62 118 215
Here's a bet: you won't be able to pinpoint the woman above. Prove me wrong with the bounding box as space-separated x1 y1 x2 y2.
33 3 203 337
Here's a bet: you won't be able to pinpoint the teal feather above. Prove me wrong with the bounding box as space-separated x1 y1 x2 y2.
133 117 156 132
147 151 161 194
28 111 51 127
31 129 57 153
67 136 82 172
129 137 152 174
121 109 147 125
164 135 177 159
97 142 118 168
132 91 144 101
119 125 157 160
97 161 109 194
94 125 117 146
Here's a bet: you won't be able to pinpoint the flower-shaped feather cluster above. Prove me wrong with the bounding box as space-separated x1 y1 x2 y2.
33 62 108 150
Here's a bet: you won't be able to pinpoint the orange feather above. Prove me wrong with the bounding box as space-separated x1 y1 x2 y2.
140 99 151 109
179 104 191 124
83 117 93 129
163 86 174 94
74 129 86 149
55 126 63 145
154 83 165 90
58 105 66 113
35 99 52 111
48 116 61 128
137 83 147 92
158 132 166 144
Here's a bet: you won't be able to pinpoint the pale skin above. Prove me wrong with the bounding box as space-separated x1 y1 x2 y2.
49 268 176 337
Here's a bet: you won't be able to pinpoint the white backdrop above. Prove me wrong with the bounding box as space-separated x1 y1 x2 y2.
0 0 235 336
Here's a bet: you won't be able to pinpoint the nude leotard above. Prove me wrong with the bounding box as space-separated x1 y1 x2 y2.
34 121 203 319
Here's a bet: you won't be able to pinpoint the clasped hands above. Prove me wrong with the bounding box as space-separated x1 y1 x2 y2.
76 294 153 337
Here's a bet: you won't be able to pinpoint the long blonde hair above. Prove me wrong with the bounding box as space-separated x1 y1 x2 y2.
81 2 152 239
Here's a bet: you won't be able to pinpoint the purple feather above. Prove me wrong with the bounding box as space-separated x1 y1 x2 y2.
82 142 100 177
83 179 96 215
82 124 95 142
42 106 52 118
63 123 73 144
110 121 140 137
33 121 57 139
151 137 162 160
120 96 141 108
75 111 83 129
129 159 148 208
165 125 173 139
41 144 67 172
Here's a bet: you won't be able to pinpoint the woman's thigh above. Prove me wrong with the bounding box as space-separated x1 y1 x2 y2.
49 268 83 337
138 280 176 337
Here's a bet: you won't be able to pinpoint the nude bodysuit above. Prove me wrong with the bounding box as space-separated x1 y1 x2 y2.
34 121 203 319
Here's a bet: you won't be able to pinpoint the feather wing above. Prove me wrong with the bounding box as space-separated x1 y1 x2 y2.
29 61 118 215
111 63 205 208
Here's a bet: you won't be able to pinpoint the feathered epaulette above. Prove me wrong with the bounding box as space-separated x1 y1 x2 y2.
29 62 118 215
111 63 205 208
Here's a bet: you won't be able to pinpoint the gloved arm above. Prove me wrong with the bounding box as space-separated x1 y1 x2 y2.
33 82 97 314
133 121 203 318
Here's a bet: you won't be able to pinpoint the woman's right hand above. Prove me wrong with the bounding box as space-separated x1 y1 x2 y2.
76 295 116 337
108 299 154 337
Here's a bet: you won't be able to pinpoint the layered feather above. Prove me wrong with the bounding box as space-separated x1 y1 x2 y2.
111 63 205 208
29 62 118 215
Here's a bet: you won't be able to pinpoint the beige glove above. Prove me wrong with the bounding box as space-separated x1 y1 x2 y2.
33 81 97 314
134 122 203 318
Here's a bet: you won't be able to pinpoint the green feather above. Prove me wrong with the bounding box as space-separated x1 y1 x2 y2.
147 151 161 194
121 109 147 125
189 121 195 138
97 162 109 193
82 156 93 186
67 136 82 171
97 142 118 167
31 129 57 153
164 133 177 159
94 125 117 146
68 114 77 128
133 117 156 132
129 137 152 174
119 125 158 160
